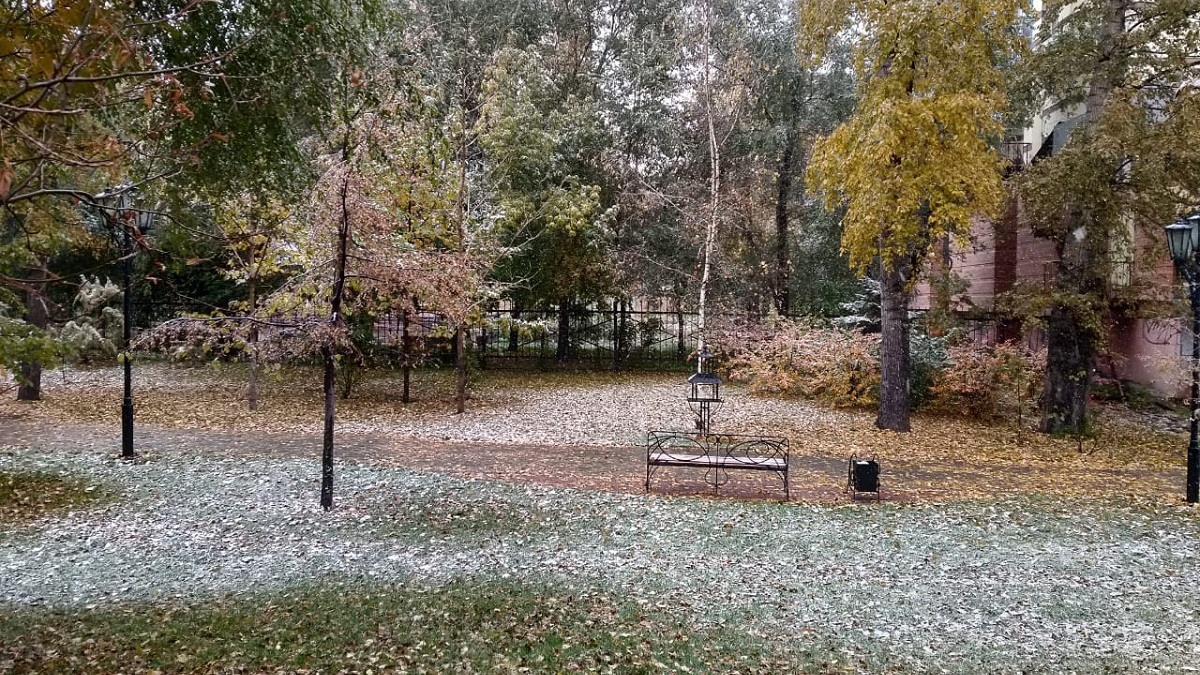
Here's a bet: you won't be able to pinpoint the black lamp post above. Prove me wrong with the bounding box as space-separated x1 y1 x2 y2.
1165 214 1200 504
96 185 153 460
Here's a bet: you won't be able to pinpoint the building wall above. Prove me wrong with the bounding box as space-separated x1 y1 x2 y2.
1109 318 1185 396
911 202 1189 397
912 0 1194 398
912 199 1058 311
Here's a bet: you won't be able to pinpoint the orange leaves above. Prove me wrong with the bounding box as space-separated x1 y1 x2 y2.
927 341 1046 418
714 319 881 408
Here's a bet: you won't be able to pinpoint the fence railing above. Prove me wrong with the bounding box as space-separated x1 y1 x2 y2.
474 307 699 369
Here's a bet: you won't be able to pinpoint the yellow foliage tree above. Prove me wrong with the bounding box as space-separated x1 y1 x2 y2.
798 0 1027 430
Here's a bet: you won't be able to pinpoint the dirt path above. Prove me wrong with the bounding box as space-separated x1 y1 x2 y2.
0 414 829 501
2 412 1185 504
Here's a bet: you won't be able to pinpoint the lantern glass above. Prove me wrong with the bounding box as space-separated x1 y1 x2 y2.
687 372 721 402
1166 221 1194 263
1190 215 1200 252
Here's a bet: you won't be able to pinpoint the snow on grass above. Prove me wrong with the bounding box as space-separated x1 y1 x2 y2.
3 443 1200 672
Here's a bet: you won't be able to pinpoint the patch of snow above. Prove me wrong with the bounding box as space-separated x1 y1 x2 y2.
3 445 1200 672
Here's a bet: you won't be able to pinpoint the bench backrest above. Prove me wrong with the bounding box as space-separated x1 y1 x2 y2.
647 431 789 464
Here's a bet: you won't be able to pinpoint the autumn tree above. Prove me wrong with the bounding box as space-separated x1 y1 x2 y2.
799 0 1027 431
1015 0 1200 435
1 1 360 399
285 39 506 505
743 3 855 317
0 2 221 399
686 0 857 318
477 46 614 362
210 192 304 410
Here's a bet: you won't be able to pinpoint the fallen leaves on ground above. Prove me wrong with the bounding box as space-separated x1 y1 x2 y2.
0 464 108 524
2 448 1200 673
0 363 1191 505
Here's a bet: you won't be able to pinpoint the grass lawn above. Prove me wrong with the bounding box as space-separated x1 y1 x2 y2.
2 581 804 674
3 443 1200 674
0 469 110 524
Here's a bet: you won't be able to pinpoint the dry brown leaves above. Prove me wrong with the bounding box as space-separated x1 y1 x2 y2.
770 406 1187 504
1 365 1190 506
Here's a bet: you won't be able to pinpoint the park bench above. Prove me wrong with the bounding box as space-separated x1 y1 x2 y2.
645 430 790 500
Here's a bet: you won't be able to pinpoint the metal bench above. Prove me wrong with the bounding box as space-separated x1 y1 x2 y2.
645 430 789 500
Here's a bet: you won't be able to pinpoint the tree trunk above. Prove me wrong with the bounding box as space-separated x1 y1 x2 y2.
455 324 467 414
618 299 628 366
320 344 336 511
772 127 797 317
696 0 723 373
611 299 627 371
247 278 259 411
401 309 412 404
339 360 355 400
1038 0 1125 435
507 305 520 352
675 295 686 360
16 267 49 401
1041 306 1093 435
876 259 912 431
556 297 571 362
321 166 352 512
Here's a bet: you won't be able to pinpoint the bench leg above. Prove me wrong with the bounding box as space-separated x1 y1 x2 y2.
784 469 790 502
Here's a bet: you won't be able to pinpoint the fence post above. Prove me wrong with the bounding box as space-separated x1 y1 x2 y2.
539 324 548 370
611 299 620 372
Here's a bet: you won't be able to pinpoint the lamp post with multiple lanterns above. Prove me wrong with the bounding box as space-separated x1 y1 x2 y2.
95 185 154 460
1164 214 1200 504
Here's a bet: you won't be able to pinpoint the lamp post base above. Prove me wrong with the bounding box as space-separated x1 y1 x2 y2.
1187 439 1198 504
121 399 134 458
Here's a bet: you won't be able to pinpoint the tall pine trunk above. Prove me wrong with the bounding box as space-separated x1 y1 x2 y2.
16 267 49 401
876 259 912 431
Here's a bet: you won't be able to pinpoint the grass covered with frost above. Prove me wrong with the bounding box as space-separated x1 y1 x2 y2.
2 445 1199 673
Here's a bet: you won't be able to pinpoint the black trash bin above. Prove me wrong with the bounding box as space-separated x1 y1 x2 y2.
846 455 880 500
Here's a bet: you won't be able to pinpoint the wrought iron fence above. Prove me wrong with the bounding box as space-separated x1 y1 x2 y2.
474 306 699 370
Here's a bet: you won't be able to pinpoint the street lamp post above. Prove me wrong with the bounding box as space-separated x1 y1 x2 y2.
96 185 152 460
1164 215 1200 504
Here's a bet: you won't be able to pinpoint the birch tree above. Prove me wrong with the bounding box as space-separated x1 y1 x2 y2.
799 0 1027 431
